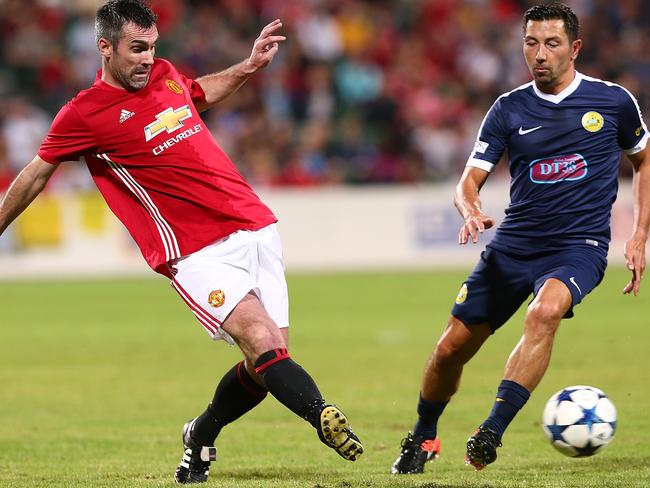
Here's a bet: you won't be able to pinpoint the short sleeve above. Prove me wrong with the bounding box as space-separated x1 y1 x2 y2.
467 97 508 172
617 87 648 155
38 102 96 164
178 71 207 106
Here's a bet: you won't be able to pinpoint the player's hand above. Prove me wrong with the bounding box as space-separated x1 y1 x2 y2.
247 19 286 71
623 233 647 295
458 212 495 245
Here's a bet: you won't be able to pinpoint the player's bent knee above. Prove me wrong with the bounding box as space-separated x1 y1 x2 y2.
244 328 286 360
525 300 565 329
434 338 479 367
434 316 490 363
433 340 461 367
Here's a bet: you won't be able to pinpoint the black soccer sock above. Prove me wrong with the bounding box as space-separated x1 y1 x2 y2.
254 348 325 429
482 379 530 440
413 394 448 440
191 361 268 446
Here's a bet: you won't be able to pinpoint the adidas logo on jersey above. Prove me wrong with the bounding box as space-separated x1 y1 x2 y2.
119 109 135 123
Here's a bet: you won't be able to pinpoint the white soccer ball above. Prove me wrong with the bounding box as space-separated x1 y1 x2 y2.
542 385 617 457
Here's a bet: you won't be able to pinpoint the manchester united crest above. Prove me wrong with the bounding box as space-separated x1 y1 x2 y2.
166 79 183 95
208 290 226 308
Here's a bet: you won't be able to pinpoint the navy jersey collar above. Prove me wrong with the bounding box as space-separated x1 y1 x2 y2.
532 71 582 104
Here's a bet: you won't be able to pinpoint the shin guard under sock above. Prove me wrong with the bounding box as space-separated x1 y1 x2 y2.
254 348 324 428
413 395 448 440
191 361 268 445
482 379 530 439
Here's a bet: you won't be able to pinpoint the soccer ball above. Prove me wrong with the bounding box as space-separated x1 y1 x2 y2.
542 385 617 457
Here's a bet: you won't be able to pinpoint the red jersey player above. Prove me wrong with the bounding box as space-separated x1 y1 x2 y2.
0 0 363 483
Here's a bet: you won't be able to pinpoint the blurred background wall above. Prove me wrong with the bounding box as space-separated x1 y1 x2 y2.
0 0 648 277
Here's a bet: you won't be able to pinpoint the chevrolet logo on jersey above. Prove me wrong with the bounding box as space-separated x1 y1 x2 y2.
144 105 192 142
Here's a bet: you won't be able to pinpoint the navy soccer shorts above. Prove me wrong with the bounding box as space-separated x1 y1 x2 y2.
451 245 607 331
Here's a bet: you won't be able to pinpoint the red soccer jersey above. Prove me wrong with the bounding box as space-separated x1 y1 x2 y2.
38 58 277 277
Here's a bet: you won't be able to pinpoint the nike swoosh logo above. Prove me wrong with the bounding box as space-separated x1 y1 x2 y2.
518 126 542 135
569 277 582 296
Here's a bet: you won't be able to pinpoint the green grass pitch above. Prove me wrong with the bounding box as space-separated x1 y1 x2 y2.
0 267 648 487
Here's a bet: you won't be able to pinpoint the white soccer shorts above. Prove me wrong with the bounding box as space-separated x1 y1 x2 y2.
169 224 289 344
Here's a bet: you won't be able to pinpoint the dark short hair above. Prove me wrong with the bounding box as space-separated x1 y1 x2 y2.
523 2 579 42
95 0 157 45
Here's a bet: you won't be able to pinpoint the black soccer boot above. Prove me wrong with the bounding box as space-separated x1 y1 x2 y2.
391 431 441 474
174 418 218 484
317 405 364 461
465 425 502 471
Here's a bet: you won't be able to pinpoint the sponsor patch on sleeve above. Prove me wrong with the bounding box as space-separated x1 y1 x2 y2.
473 140 489 154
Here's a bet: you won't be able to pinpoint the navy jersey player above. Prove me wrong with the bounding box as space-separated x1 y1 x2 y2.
392 2 649 475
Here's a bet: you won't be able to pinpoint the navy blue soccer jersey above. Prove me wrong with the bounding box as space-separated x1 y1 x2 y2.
468 71 649 255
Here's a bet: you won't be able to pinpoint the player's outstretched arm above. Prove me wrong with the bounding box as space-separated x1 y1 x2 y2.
195 19 286 112
0 156 58 236
623 148 649 296
454 166 495 245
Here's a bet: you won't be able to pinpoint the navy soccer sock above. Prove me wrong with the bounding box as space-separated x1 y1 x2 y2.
413 395 448 440
191 361 268 446
482 379 530 440
254 348 325 428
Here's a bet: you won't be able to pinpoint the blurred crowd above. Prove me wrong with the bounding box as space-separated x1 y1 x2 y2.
0 0 649 191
